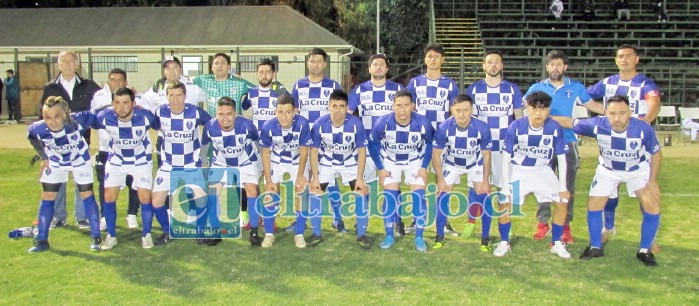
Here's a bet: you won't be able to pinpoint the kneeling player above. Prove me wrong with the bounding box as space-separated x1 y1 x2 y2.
497 91 571 258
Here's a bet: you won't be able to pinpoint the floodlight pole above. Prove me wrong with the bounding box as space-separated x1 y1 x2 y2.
376 0 380 54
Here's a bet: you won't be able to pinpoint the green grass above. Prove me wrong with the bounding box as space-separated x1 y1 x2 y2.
1 148 698 304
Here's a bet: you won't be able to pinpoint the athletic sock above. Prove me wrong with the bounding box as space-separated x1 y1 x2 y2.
141 203 154 237
103 201 117 237
640 212 660 250
383 189 400 238
588 210 603 248
603 197 619 230
551 223 564 243
413 189 426 238
499 221 511 243
436 192 448 237
154 206 170 234
37 199 55 242
83 195 101 238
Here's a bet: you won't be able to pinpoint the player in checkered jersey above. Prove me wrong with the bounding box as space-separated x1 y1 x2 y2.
152 81 212 246
259 95 313 248
553 96 662 266
587 44 661 245
496 91 572 259
292 48 347 233
242 58 289 132
308 90 370 249
432 95 493 252
464 50 523 238
92 87 160 250
368 90 434 252
27 97 102 253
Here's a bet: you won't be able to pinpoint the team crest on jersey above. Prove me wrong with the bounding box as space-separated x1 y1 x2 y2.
630 141 638 149
156 177 163 185
324 89 331 97
470 140 477 148
503 95 510 103
543 138 551 146
345 135 352 142
293 134 298 141
136 130 143 137
439 90 446 98
230 88 238 95
389 93 395 101
186 121 194 129
630 90 638 99
272 98 278 107
238 136 245 144
565 90 573 98
71 134 78 141
411 135 419 143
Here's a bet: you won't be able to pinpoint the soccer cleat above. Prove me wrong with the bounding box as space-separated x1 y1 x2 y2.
380 236 395 249
100 234 118 250
249 228 262 247
579 245 604 260
395 220 406 237
154 233 173 246
77 220 90 230
493 241 511 257
307 235 323 248
126 214 139 229
261 234 275 248
462 222 476 237
99 217 107 231
294 234 307 248
601 227 617 244
562 224 574 244
356 235 372 250
444 220 459 237
142 233 154 249
550 241 571 259
636 251 658 267
49 219 66 229
432 235 445 249
533 223 550 240
480 238 491 252
415 237 427 252
90 237 102 252
332 219 348 234
28 241 50 253
404 219 416 234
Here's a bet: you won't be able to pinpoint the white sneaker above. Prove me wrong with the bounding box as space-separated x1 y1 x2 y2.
126 214 139 229
262 234 275 248
294 234 306 248
99 217 107 231
493 241 511 257
142 233 154 249
100 234 118 250
550 241 571 259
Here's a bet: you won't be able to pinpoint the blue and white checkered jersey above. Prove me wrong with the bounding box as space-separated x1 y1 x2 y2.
27 111 94 169
504 117 568 167
202 116 259 167
241 87 281 133
587 73 660 118
466 79 523 152
155 104 211 171
292 76 342 128
311 114 367 168
259 115 312 166
407 74 459 130
572 116 660 171
369 112 434 165
348 80 404 137
93 108 159 166
433 116 492 169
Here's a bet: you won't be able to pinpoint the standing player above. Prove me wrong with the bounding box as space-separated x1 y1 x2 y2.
348 53 405 234
496 91 571 259
587 45 661 243
202 97 261 247
27 96 102 252
553 96 662 266
368 90 434 252
92 87 160 249
432 94 493 251
193 52 255 115
308 90 370 249
141 56 206 112
464 50 523 238
242 58 289 131
292 48 346 233
525 50 605 244
259 95 313 248
151 81 211 245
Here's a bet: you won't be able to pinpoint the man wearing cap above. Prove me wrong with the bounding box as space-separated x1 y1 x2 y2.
140 56 206 112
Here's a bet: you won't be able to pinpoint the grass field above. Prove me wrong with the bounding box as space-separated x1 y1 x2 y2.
1 147 698 304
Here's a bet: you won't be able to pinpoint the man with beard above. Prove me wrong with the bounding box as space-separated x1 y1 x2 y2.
242 58 288 131
525 50 605 244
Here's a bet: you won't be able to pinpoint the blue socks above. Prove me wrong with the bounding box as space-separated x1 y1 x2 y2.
310 193 322 236
141 203 153 237
153 206 170 234
262 199 279 235
588 210 603 248
356 195 368 237
37 199 54 242
82 195 101 238
436 192 448 237
478 192 491 239
248 196 259 228
603 197 619 230
103 201 117 237
640 211 660 249
383 189 400 238
499 221 511 242
551 223 563 243
412 189 426 238
327 184 342 223
294 211 307 235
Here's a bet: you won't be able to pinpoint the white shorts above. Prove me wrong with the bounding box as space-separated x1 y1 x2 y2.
382 159 425 186
104 162 153 190
590 164 649 198
152 168 207 194
319 164 358 185
490 151 505 188
210 163 260 187
41 163 94 185
270 163 309 184
363 158 378 183
509 165 560 205
442 164 484 188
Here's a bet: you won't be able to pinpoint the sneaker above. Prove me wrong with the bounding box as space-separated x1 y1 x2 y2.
332 219 348 234
99 217 107 231
28 241 50 253
77 220 90 229
395 220 406 237
142 233 154 249
562 224 574 244
307 234 323 248
533 223 550 240
415 237 427 252
126 214 139 229
49 219 66 229
356 235 372 250
240 211 250 230
579 245 604 260
261 234 275 248
285 221 297 233
550 241 571 259
154 233 173 246
404 219 416 234
444 220 459 237
90 237 102 252
101 234 118 250
636 250 658 267
294 234 307 248
480 238 491 252
249 228 262 247
433 235 445 249
461 222 476 237
601 227 617 243
380 236 395 249
493 241 511 257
